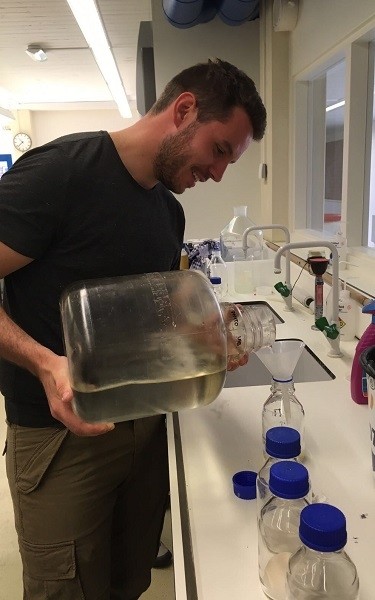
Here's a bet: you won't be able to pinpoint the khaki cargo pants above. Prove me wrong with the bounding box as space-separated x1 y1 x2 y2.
5 416 169 600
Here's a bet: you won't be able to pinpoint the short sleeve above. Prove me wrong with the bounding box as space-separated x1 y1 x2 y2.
0 145 70 258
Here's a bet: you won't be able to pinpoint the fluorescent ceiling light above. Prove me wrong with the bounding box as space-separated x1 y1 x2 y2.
0 106 15 124
326 100 345 113
66 0 132 118
0 107 15 120
25 46 48 62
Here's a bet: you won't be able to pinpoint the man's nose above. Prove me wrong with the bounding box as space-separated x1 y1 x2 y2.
209 160 229 183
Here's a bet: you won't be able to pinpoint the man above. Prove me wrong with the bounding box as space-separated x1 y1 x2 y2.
0 58 266 599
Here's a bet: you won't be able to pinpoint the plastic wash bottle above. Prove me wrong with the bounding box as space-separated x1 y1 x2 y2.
350 299 375 404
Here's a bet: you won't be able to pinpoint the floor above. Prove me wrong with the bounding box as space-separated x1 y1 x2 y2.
143 510 174 600
0 397 175 600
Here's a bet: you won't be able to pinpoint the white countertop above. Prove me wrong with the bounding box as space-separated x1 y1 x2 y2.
167 292 374 600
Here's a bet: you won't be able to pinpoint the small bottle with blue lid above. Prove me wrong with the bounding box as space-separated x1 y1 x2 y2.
258 461 310 600
207 241 228 297
209 276 223 301
286 503 360 599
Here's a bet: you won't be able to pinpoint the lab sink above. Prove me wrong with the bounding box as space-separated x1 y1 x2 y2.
224 337 335 388
240 300 284 325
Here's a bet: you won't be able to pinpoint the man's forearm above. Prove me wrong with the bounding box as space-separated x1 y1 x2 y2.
0 306 56 379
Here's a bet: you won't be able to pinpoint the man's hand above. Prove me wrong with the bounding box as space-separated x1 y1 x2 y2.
227 351 249 372
39 354 115 436
222 303 251 371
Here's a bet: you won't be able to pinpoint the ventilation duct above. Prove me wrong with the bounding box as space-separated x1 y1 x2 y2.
162 0 260 29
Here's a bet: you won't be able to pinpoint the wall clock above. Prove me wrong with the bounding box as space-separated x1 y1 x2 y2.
13 132 32 152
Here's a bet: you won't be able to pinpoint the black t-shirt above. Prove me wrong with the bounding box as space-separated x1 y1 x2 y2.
0 131 185 427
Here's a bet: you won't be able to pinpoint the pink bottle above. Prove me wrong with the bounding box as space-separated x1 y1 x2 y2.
350 300 375 404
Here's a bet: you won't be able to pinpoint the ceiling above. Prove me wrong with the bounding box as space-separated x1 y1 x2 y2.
0 0 152 116
0 1 355 128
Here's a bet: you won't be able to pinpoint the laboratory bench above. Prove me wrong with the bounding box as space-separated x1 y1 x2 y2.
167 291 374 600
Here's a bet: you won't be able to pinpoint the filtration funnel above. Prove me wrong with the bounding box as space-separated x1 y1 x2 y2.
256 340 305 381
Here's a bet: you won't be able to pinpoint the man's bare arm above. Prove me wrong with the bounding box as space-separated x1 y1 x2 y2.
0 243 114 436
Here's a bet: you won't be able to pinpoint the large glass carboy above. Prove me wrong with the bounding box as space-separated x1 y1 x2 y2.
60 270 276 423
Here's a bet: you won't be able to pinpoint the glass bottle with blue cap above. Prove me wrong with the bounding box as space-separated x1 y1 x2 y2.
207 241 228 297
256 340 306 457
286 503 359 599
262 379 305 458
257 426 304 518
258 461 310 600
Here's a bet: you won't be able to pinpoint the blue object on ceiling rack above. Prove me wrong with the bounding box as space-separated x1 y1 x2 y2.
218 0 260 26
162 0 260 29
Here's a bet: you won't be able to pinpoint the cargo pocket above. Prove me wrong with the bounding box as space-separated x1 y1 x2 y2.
20 538 85 599
10 426 69 494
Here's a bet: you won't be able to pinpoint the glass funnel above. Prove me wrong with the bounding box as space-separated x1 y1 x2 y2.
256 340 305 381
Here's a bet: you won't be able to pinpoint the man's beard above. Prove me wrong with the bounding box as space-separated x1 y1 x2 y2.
153 121 200 193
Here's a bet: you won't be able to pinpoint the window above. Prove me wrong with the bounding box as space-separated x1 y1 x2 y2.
291 26 375 297
295 41 372 248
307 60 345 236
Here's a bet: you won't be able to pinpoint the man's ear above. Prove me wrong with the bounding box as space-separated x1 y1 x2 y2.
173 92 197 127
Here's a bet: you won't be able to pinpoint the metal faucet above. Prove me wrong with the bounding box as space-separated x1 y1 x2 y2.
274 241 342 358
242 224 292 310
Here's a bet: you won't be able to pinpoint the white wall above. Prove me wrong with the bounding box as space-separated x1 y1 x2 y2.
31 109 138 147
290 0 375 77
0 108 140 167
151 1 262 241
0 127 14 156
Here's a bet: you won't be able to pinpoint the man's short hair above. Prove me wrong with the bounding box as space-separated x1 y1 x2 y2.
150 58 266 141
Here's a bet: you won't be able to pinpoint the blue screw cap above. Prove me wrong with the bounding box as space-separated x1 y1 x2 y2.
232 470 257 500
269 461 309 499
265 427 301 459
299 503 347 552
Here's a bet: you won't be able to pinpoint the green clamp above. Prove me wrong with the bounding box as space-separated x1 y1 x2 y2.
315 317 340 340
274 282 291 298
